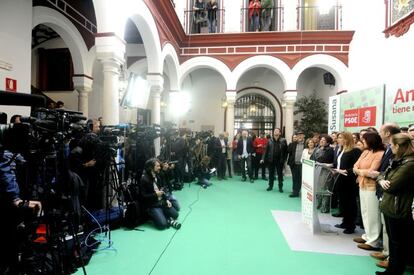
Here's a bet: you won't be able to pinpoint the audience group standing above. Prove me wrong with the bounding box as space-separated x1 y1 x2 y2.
148 121 414 275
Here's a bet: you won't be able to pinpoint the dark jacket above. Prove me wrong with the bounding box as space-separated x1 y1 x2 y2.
379 153 414 219
376 144 394 198
262 137 287 164
206 1 218 21
311 145 334 164
333 148 361 186
140 172 162 209
214 138 228 156
236 137 254 156
287 141 304 166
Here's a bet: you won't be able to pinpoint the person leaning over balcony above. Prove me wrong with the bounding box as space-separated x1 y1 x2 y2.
206 0 218 33
193 0 206 33
353 132 384 251
248 0 261 32
261 0 273 31
376 134 414 275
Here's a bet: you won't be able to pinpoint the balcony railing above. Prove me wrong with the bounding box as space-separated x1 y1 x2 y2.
241 7 284 32
297 5 342 30
184 9 225 34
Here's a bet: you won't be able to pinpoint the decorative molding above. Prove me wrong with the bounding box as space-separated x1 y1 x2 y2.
384 11 414 37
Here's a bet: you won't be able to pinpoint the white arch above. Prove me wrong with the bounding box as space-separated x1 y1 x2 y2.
92 0 162 74
236 88 283 129
33 6 89 76
292 54 349 91
161 43 180 91
179 57 231 89
230 56 292 91
128 58 148 76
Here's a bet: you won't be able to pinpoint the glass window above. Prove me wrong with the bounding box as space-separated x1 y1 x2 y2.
242 0 283 32
186 0 223 34
299 0 341 30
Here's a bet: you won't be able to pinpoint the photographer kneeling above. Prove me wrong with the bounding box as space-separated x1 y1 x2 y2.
140 158 181 230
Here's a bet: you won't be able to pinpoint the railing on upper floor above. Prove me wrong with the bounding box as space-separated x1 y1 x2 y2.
45 0 97 34
297 5 342 31
240 7 284 32
184 9 225 34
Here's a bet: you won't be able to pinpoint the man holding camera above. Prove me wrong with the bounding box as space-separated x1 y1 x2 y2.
140 158 181 230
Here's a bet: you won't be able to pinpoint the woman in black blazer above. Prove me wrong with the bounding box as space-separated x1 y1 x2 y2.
333 132 362 233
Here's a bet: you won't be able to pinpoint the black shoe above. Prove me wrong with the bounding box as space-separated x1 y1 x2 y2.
334 223 346 229
262 177 268 180
279 188 283 193
332 212 343 218
289 193 299 198
375 271 391 275
266 187 273 191
241 177 247 182
229 175 233 178
250 179 254 183
343 228 355 234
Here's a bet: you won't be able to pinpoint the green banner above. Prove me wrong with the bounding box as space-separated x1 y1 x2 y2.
339 85 385 132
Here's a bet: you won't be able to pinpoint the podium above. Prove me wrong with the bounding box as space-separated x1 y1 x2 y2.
301 159 321 234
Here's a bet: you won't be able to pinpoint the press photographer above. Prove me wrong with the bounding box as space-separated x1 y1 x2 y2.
140 158 181 230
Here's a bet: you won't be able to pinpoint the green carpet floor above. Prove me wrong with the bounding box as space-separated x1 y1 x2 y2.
76 177 413 275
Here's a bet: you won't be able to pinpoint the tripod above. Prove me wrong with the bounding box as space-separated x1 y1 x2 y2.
101 148 124 245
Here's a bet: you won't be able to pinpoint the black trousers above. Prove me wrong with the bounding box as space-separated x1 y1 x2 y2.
217 153 227 179
337 177 358 229
384 214 414 275
254 153 266 179
240 156 252 180
290 163 302 195
226 159 232 177
268 162 284 189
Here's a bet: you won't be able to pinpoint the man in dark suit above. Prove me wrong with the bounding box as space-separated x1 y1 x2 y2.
215 133 228 180
369 123 400 268
261 128 287 192
237 130 254 183
287 131 305 197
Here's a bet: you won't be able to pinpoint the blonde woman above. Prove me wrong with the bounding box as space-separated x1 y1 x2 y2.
301 138 316 161
353 132 384 250
333 132 362 233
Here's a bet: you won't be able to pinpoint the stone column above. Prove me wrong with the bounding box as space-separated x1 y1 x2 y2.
95 34 125 126
73 75 93 117
225 90 237 138
147 74 164 156
283 90 297 143
100 59 122 125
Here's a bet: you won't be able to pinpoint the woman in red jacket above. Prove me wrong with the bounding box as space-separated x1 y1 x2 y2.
249 0 261 31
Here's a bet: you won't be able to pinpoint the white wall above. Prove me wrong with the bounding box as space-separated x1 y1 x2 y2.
0 0 33 119
180 69 226 133
344 0 414 92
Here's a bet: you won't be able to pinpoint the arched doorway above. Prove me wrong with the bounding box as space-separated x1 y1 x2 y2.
234 93 275 136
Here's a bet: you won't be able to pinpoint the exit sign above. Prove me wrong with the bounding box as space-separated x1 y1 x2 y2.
5 78 17 92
